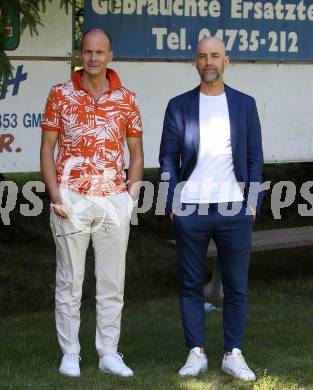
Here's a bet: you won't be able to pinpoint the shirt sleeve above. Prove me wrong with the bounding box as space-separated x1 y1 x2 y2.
41 86 61 132
126 93 143 137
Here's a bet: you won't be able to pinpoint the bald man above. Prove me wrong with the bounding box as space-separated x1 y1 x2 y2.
159 37 263 381
41 29 143 377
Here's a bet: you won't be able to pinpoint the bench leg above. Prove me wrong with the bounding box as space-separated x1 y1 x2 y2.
203 257 224 304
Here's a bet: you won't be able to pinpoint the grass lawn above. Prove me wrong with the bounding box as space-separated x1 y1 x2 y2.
0 287 313 390
1 168 313 389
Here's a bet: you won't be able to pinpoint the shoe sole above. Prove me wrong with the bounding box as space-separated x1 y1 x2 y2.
99 367 134 377
221 367 256 382
179 365 208 378
59 370 80 377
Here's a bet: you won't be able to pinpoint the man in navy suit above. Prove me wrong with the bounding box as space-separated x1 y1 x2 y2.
159 37 263 381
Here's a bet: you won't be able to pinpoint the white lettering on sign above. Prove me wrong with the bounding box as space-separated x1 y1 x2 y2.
152 27 299 53
92 0 221 17
231 0 313 21
152 28 188 50
92 0 312 20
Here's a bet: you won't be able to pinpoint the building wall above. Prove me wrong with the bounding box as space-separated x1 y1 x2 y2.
112 61 313 167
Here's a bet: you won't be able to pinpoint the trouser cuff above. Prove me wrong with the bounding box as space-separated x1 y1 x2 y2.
98 345 118 357
61 344 80 355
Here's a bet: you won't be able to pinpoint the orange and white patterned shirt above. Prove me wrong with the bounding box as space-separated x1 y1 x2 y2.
41 68 142 196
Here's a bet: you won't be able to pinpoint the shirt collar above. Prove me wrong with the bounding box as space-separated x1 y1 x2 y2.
72 68 122 94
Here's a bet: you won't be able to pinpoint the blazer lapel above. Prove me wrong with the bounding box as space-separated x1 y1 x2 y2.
186 86 200 157
225 84 239 160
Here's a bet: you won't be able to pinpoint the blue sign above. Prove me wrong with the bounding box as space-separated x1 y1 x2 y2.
85 0 313 60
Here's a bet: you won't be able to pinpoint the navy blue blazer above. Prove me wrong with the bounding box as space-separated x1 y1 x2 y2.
159 84 264 215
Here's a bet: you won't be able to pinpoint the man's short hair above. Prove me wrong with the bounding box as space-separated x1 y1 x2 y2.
80 29 112 51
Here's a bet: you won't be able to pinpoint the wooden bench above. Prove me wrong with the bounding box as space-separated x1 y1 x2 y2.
171 226 313 304
207 225 313 257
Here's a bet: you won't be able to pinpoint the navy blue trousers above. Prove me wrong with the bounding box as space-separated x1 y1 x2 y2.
173 202 254 352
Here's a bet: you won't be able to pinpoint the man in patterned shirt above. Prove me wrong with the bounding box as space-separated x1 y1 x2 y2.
40 29 143 378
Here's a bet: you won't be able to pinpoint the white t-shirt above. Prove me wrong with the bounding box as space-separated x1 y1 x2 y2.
180 92 244 203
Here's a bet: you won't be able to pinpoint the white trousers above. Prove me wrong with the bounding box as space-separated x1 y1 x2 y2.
50 189 134 357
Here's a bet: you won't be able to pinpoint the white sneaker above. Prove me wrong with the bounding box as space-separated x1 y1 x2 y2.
59 353 81 377
178 347 208 377
221 348 256 381
99 352 134 377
